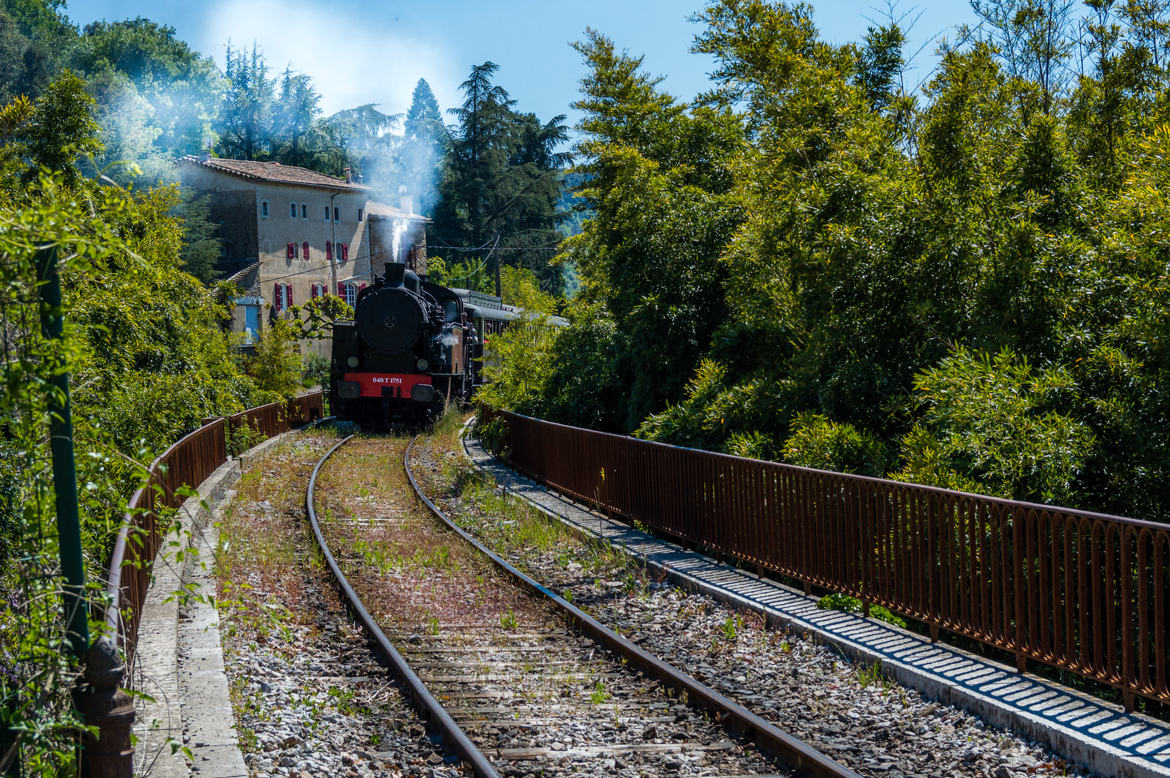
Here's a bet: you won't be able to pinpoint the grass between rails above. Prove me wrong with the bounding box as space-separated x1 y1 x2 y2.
311 433 538 643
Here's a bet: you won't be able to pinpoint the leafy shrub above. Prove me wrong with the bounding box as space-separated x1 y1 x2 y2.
816 592 906 628
0 440 18 567
895 347 1095 505
782 413 889 477
228 423 266 457
302 351 330 390
249 316 302 399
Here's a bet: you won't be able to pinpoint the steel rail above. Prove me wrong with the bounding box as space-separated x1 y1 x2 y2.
404 436 861 778
305 435 502 778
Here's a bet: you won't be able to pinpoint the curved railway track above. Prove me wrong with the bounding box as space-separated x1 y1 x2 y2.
305 431 861 778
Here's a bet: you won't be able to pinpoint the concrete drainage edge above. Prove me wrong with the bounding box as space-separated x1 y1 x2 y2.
133 426 310 778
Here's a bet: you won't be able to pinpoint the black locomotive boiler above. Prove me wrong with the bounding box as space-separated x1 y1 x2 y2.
330 263 480 427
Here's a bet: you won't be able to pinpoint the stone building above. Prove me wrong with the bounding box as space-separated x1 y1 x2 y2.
178 154 428 348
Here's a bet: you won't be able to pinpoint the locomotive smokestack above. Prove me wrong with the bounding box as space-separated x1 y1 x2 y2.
386 262 406 287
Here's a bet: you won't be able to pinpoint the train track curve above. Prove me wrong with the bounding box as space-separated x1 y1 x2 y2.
305 431 862 778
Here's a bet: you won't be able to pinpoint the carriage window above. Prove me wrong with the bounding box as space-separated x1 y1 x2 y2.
444 300 459 323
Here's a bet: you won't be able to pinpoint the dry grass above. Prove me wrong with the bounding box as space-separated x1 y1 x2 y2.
313 434 541 642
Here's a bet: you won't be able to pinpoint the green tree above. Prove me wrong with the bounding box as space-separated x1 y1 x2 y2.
216 41 273 160
249 315 302 398
73 17 224 167
398 78 446 214
432 61 569 294
896 348 1095 505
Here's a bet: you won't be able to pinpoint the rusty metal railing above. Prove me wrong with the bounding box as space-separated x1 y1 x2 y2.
227 393 324 444
103 391 324 663
488 410 1170 710
102 419 226 661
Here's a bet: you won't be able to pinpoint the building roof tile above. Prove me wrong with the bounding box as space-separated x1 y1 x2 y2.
178 155 369 191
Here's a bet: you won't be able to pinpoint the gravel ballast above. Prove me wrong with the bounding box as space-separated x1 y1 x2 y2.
411 432 1096 778
215 433 467 778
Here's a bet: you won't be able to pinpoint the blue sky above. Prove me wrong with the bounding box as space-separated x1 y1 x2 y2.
65 1 980 126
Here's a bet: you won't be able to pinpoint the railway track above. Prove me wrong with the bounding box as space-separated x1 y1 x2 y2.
306 432 861 778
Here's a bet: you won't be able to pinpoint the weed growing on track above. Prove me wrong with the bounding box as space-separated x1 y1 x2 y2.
316 435 534 639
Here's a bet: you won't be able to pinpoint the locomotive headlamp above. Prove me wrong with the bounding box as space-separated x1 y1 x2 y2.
346 356 359 368
416 358 429 371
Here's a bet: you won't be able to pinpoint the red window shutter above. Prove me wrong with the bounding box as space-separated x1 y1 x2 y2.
325 242 332 261
311 284 318 299
273 283 280 311
359 282 367 291
302 241 310 260
341 243 349 261
286 284 293 306
286 242 294 259
336 282 342 296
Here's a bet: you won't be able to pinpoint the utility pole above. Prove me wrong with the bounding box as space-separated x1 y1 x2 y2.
37 244 133 778
37 245 87 659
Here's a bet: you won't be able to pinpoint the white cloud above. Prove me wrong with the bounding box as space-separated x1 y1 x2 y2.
202 0 461 119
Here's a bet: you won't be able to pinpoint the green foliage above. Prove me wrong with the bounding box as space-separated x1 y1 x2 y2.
397 78 445 215
472 1 1170 524
499 265 555 314
782 413 889 477
227 422 265 457
431 61 569 294
816 593 906 629
567 30 743 430
0 77 263 773
249 315 302 399
427 255 494 294
896 348 1095 505
301 351 330 390
74 16 224 174
176 187 220 282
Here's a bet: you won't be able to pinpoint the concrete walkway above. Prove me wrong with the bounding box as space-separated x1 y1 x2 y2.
463 434 1170 778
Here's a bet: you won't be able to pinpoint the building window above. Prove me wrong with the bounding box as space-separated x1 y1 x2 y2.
333 206 340 222
357 208 363 222
301 203 308 219
273 283 292 312
261 200 269 219
302 241 310 260
324 206 331 221
339 282 357 308
290 202 297 218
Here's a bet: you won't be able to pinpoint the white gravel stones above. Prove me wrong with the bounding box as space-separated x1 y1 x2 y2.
419 439 1099 778
215 436 469 778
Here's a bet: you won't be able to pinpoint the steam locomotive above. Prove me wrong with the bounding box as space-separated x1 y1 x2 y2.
330 263 481 427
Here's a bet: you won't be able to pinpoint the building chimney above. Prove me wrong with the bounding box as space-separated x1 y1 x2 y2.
199 147 211 163
343 167 353 184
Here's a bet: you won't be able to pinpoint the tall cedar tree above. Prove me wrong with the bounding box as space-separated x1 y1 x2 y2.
398 78 445 215
431 62 569 294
